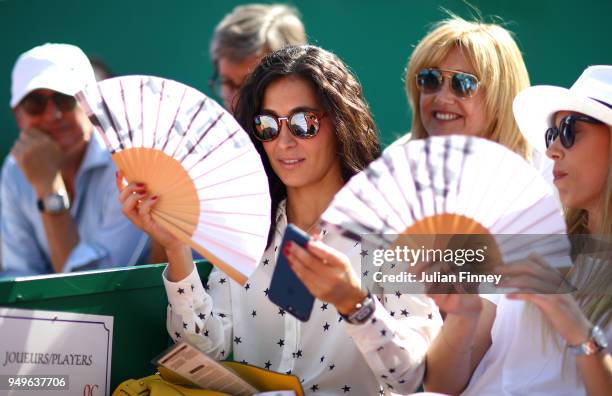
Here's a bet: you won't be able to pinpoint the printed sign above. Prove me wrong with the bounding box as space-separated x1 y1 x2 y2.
0 308 113 395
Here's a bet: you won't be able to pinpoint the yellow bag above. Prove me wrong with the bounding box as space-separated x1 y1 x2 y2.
112 372 228 396
113 362 304 396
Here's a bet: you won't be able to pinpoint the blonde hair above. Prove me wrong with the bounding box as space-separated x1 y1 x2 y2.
529 127 611 375
405 16 531 159
566 125 612 329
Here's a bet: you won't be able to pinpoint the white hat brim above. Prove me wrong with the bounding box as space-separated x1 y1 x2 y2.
10 73 81 108
513 85 612 153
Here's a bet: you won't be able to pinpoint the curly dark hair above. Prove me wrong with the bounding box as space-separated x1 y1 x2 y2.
233 45 381 247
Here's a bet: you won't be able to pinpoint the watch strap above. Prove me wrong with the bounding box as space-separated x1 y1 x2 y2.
568 325 608 356
36 198 45 212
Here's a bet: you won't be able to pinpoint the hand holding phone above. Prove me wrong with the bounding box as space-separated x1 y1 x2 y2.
268 223 315 322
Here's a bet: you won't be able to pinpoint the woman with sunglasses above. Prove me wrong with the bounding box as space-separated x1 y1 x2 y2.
425 66 612 395
120 45 442 394
480 66 612 395
393 16 537 394
402 16 532 160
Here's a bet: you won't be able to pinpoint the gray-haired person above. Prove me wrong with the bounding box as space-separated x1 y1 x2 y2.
209 3 307 112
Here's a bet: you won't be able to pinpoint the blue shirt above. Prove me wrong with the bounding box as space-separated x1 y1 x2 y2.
1 133 149 276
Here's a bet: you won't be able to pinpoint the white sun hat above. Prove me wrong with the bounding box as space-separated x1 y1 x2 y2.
10 43 95 108
513 65 612 153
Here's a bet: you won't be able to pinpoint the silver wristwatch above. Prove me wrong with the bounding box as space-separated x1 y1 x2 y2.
37 192 70 214
340 292 376 324
568 325 608 356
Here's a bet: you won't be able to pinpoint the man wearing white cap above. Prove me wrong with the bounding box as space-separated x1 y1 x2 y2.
1 43 149 276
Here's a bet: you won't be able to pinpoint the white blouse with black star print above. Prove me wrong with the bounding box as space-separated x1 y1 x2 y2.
163 201 442 395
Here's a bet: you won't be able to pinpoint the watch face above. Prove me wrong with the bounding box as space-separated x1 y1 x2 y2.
47 195 64 211
43 194 68 213
353 305 374 322
348 297 375 324
592 326 608 348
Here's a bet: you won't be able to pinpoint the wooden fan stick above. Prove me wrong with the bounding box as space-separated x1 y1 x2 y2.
153 214 248 285
76 76 272 287
113 148 200 227
114 148 257 285
394 213 503 279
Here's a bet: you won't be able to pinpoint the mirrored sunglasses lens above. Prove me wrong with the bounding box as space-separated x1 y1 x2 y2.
417 69 442 94
452 74 478 97
254 115 279 141
290 112 318 137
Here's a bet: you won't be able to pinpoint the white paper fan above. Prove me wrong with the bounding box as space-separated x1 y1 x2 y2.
320 135 571 270
75 75 271 284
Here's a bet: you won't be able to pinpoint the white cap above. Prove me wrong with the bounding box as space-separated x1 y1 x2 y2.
513 65 612 153
10 43 96 108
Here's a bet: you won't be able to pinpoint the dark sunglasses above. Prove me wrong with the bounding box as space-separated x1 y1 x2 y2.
19 92 77 116
253 111 325 142
545 114 604 149
416 68 480 98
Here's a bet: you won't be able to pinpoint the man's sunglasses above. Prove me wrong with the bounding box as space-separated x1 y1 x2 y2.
253 111 325 142
416 68 480 98
545 114 604 149
19 92 77 116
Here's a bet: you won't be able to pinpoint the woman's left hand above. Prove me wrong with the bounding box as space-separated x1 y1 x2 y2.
285 236 366 315
496 254 592 345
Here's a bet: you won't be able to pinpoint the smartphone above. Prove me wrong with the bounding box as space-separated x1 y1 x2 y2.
268 223 315 322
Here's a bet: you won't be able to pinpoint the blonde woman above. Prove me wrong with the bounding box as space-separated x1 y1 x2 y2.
425 66 612 395
398 16 532 160
394 16 541 394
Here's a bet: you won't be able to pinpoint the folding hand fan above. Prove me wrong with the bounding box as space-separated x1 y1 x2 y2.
320 135 571 283
75 75 270 285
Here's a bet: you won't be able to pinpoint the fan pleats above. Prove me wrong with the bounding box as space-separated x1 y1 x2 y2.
320 136 570 271
76 75 271 284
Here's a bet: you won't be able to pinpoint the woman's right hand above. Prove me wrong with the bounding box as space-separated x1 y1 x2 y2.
116 171 183 251
412 258 484 317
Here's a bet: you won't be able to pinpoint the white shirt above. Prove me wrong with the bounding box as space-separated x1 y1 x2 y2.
463 294 611 396
163 201 442 395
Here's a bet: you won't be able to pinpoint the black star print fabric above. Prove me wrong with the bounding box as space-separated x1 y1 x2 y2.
163 200 441 395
